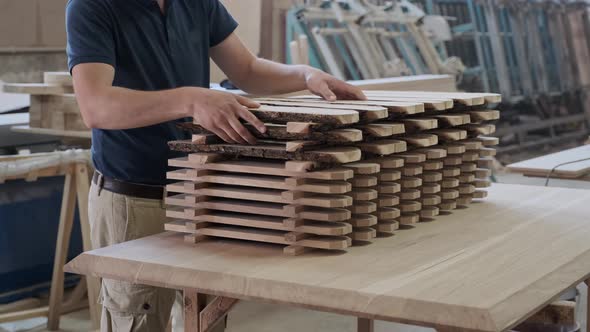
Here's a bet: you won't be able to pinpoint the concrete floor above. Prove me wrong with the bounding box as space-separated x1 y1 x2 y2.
2 171 589 332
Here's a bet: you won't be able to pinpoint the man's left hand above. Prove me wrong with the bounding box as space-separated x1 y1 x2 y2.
304 67 367 101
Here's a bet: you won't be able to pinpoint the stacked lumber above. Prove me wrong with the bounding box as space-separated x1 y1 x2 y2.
166 90 500 255
2 72 83 132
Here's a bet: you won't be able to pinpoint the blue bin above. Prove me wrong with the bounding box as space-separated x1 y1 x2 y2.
0 176 83 303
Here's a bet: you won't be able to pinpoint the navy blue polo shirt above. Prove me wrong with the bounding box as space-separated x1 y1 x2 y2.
66 0 238 185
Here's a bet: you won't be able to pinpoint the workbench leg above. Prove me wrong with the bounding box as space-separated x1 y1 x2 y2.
47 170 77 331
184 289 206 332
357 318 374 332
75 163 101 329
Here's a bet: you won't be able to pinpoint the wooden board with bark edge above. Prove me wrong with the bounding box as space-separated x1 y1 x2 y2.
177 122 363 143
253 99 388 122
247 105 360 125
169 141 361 164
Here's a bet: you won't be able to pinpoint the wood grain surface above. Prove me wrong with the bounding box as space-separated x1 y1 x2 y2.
66 184 590 332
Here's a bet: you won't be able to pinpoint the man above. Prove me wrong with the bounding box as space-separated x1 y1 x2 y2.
66 0 366 331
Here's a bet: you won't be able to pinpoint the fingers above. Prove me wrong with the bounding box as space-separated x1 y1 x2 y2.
318 82 337 101
332 80 367 100
237 106 266 134
209 127 234 144
235 95 261 109
228 116 257 145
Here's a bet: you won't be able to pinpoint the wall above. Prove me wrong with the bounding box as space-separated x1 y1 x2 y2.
210 0 262 83
0 0 67 48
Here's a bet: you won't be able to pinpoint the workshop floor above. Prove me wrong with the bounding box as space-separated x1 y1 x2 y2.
2 171 589 332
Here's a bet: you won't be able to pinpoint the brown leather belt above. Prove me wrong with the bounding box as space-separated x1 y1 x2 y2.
92 171 164 200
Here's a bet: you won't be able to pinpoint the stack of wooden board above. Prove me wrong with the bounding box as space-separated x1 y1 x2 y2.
2 72 83 132
166 90 501 255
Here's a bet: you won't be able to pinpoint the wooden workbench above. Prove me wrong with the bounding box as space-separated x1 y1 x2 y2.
65 183 590 332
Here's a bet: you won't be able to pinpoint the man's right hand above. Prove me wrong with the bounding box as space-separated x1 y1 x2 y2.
188 88 266 145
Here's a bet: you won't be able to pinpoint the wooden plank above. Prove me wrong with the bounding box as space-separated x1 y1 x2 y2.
350 176 378 188
347 215 378 227
374 220 400 234
2 83 73 95
507 145 590 179
168 157 353 180
461 124 496 136
397 152 427 164
166 195 351 222
47 171 77 330
379 170 402 182
169 140 362 164
11 125 90 139
368 156 404 169
290 95 425 114
166 183 352 208
468 110 500 122
399 134 438 147
363 91 454 109
44 72 73 86
178 122 363 143
398 118 438 131
364 90 501 104
344 162 381 175
66 184 590 332
358 123 405 137
165 215 352 237
421 183 441 194
475 136 499 147
348 201 377 214
184 290 204 332
74 164 101 327
254 98 388 122
357 139 407 155
195 225 350 250
376 195 400 208
350 189 378 201
247 105 360 125
430 129 467 141
434 114 471 127
200 297 238 332
423 160 444 171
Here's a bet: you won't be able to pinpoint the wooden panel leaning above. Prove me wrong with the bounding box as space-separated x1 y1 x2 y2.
167 90 501 255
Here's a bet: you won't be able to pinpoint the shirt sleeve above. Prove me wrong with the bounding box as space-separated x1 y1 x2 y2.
66 0 116 72
207 0 239 47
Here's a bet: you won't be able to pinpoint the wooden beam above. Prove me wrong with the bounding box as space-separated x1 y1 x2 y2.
74 163 101 328
184 289 206 332
47 170 77 330
199 297 238 332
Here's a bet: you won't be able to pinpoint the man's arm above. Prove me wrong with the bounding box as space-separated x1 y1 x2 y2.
210 33 366 101
72 63 265 144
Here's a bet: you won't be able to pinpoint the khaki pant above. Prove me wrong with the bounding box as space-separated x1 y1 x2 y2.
89 182 226 332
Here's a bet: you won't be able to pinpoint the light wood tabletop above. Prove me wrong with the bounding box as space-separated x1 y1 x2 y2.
66 183 590 332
